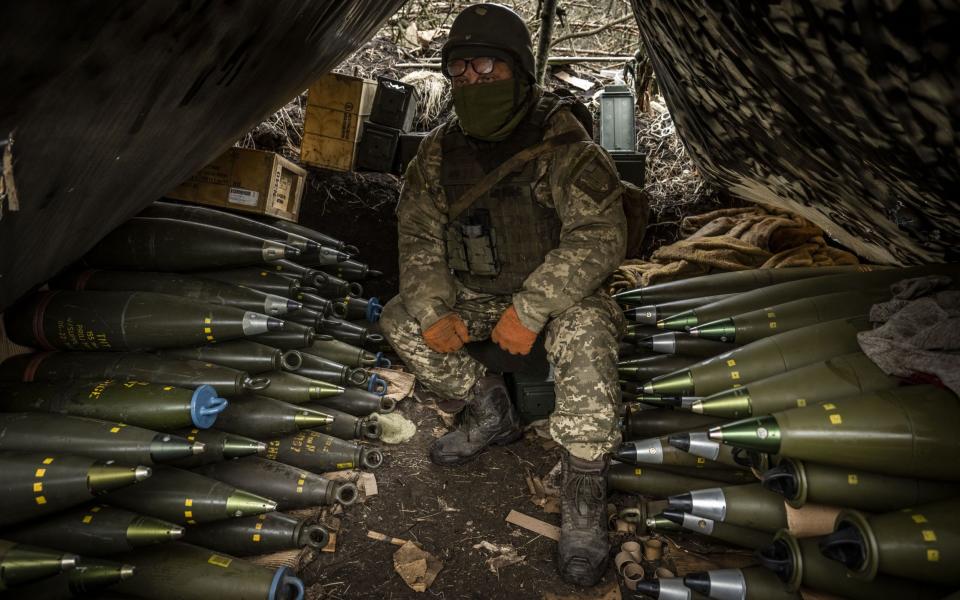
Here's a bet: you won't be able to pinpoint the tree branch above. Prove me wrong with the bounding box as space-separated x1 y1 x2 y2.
550 14 634 48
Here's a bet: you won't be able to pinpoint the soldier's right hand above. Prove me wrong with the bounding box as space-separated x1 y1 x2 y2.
422 313 470 353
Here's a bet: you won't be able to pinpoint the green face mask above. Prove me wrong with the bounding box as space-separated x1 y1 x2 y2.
452 79 531 141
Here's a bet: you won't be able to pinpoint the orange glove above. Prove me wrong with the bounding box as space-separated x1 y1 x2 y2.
491 306 538 355
422 313 470 353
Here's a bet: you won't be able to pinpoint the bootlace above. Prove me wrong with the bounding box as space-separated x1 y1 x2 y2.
568 472 604 516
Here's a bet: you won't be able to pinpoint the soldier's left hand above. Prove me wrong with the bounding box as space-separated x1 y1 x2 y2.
491 305 537 355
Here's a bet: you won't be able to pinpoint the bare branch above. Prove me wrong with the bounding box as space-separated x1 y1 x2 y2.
550 14 634 47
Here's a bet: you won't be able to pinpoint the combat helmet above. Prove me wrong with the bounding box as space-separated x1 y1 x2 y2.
441 4 536 82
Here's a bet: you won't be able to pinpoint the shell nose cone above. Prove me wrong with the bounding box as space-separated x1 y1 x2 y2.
682 572 711 595
191 442 206 455
134 466 153 481
667 492 694 512
283 245 301 258
61 554 80 570
287 299 304 312
267 317 285 331
668 434 691 452
170 525 186 539
120 565 137 580
660 509 686 525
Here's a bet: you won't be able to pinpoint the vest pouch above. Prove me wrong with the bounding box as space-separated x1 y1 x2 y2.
463 224 499 276
446 223 470 272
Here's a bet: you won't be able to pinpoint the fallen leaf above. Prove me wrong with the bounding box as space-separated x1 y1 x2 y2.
393 541 443 592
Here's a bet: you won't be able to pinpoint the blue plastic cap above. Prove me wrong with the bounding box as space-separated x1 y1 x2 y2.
366 297 382 323
367 374 388 396
270 566 305 600
374 352 392 368
190 384 228 429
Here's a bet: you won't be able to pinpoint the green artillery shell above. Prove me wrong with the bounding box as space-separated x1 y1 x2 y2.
690 351 900 418
308 386 395 416
645 464 756 485
613 265 881 306
623 293 734 322
256 370 344 404
263 430 383 473
103 466 276 525
667 432 755 470
0 452 150 527
632 578 709 600
637 332 733 358
198 268 302 298
283 349 367 389
622 406 727 439
183 512 329 556
0 352 267 398
660 264 956 331
317 315 383 348
303 337 380 368
668 483 839 535
821 498 960 586
620 324 664 342
683 566 800 600
607 463 741 497
283 305 325 330
267 259 336 290
316 258 379 281
646 316 871 396
10 559 135 599
4 504 183 555
266 216 357 255
309 405 381 441
213 395 332 439
0 380 227 430
112 542 304 600
60 269 301 316
0 540 78 591
711 385 960 480
301 271 362 299
757 529 949 599
0 413 200 465
661 510 772 549
83 217 299 270
293 291 337 317
763 457 960 512
194 456 358 509
168 428 266 468
157 340 284 374
616 435 746 471
4 290 282 351
335 295 383 322
142 201 348 266
252 327 318 350
618 355 701 382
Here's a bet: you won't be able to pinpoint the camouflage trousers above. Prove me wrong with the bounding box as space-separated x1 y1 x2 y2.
380 286 626 460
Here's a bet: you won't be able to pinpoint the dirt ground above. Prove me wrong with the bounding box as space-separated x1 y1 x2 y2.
298 390 754 600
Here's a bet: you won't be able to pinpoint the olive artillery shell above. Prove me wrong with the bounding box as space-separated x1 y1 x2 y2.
60 269 300 316
762 457 960 512
194 456 358 509
282 350 361 388
198 268 301 298
103 466 276 524
0 380 227 430
711 385 960 481
0 413 199 465
667 432 754 470
317 315 383 348
607 463 742 497
252 327 318 350
303 337 380 368
668 483 839 535
660 264 955 331
0 352 264 398
757 530 949 599
5 504 183 555
308 386 395 416
691 352 900 418
157 340 284 374
83 217 299 270
621 324 664 342
0 452 150 527
616 436 746 471
256 370 344 404
661 510 772 549
612 265 880 306
310 405 381 440
169 428 266 468
618 355 701 382
683 566 800 600
211 395 332 439
293 291 337 316
263 430 383 473
638 332 733 358
622 406 727 439
316 257 378 281
10 558 136 599
335 295 383 322
184 511 329 556
0 539 78 591
645 316 871 396
643 464 756 485
112 542 304 600
624 293 734 324
283 305 325 330
821 498 960 586
4 290 281 351
299 269 362 298
266 216 357 255
632 578 710 600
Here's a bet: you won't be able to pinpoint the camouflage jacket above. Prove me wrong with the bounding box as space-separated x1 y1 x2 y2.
396 104 627 333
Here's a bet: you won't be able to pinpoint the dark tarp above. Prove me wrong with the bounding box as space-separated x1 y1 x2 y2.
0 1 405 311
630 0 959 266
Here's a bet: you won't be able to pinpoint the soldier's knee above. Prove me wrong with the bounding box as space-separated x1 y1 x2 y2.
379 296 416 340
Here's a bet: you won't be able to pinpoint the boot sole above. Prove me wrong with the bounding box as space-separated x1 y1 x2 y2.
429 427 523 467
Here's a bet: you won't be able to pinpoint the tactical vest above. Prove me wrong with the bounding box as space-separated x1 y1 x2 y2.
441 93 582 295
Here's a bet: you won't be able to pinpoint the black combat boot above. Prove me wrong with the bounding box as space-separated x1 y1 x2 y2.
429 374 521 466
558 451 610 586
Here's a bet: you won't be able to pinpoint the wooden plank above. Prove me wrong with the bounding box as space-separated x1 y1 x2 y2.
505 509 561 541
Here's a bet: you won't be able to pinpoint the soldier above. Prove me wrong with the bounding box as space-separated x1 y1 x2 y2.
380 3 628 586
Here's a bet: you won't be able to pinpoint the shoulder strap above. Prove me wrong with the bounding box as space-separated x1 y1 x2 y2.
448 129 584 221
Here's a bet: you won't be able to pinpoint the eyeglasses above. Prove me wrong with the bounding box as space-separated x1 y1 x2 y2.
445 56 497 77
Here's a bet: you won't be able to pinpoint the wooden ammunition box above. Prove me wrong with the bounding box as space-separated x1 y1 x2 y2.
166 147 305 222
300 73 377 172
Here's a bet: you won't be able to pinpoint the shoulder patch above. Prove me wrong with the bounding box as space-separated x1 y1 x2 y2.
573 146 620 204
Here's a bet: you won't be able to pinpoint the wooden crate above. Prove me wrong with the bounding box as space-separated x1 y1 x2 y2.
166 147 305 222
300 73 376 172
